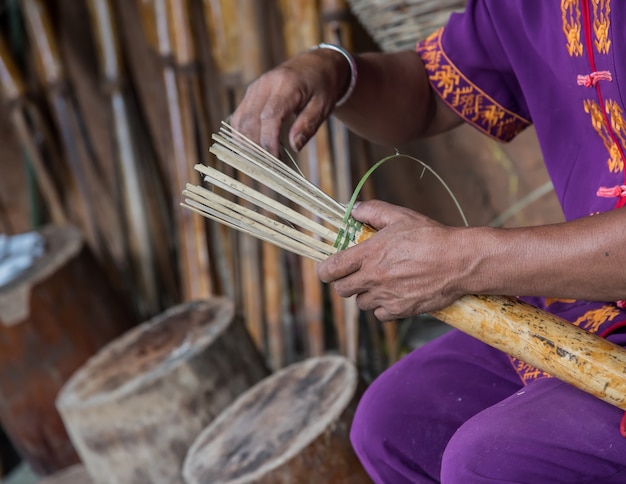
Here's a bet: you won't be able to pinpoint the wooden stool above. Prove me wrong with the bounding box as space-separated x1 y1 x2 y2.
183 355 370 484
38 464 92 483
0 225 136 475
56 298 269 484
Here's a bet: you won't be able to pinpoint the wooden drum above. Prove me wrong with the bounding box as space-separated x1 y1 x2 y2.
183 355 370 484
0 225 136 475
56 298 269 484
38 464 93 483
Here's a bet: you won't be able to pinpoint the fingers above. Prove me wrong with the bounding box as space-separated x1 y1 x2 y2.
318 247 363 286
231 64 332 156
351 199 413 230
288 96 333 151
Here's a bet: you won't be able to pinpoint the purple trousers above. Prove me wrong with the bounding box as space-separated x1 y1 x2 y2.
351 329 626 483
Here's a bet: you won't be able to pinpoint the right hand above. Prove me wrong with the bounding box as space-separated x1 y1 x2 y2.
231 48 351 157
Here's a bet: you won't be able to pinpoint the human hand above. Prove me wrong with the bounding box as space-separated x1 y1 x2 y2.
231 48 351 157
318 200 468 321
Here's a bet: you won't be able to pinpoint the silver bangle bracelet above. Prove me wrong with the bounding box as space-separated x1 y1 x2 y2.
312 42 358 107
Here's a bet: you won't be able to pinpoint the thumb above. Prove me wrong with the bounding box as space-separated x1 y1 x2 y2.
350 200 405 231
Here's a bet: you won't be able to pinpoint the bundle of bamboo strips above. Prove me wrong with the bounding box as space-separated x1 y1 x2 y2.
182 123 374 261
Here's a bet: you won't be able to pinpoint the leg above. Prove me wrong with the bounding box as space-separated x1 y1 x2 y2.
441 333 626 483
351 329 524 483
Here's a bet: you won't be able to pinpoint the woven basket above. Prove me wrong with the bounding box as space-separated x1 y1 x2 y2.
348 0 466 52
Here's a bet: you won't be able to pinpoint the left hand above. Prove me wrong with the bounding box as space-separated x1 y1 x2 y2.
318 200 467 321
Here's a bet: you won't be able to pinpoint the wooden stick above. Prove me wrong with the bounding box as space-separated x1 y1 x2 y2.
278 0 329 357
21 0 99 251
86 0 159 315
21 0 130 290
199 0 240 303
321 0 362 362
0 37 67 225
148 0 213 301
236 0 281 363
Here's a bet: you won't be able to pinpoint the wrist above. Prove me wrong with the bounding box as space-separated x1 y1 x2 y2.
456 226 508 296
310 43 358 107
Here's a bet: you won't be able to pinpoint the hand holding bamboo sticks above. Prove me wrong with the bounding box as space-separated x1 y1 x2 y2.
184 122 626 412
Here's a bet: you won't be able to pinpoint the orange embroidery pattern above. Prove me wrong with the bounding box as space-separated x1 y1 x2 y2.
572 304 621 333
584 99 624 173
603 100 626 172
508 357 553 384
592 0 611 54
416 28 530 142
561 0 583 56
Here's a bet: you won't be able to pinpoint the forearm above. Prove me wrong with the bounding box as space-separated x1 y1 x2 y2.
462 207 626 302
333 50 462 145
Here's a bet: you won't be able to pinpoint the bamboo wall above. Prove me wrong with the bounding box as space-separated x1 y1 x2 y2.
0 0 563 379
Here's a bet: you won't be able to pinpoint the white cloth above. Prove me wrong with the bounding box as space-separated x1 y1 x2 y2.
0 232 45 287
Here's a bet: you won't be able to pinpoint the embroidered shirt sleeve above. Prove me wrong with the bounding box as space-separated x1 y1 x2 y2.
416 6 531 142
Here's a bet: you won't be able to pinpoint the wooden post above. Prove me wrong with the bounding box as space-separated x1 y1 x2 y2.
183 356 371 483
56 298 270 484
0 225 136 475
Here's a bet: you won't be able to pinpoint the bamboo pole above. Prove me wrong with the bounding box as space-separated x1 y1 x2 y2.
234 0 284 364
21 0 98 249
279 0 343 358
21 0 125 270
86 0 159 315
321 0 365 363
0 36 66 225
141 0 213 301
198 0 239 302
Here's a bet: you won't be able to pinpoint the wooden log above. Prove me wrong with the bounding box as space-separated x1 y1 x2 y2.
38 464 93 484
0 225 136 476
183 355 371 484
56 298 270 484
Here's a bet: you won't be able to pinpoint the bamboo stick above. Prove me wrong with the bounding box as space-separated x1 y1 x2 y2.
86 0 160 315
321 0 365 362
0 36 66 225
144 0 213 301
278 0 328 358
198 0 240 303
21 0 129 278
186 124 626 412
235 0 284 365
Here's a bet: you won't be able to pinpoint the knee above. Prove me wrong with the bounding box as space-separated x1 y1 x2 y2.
350 381 389 461
440 418 512 482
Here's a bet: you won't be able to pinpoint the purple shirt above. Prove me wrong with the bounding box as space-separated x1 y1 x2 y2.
416 0 626 381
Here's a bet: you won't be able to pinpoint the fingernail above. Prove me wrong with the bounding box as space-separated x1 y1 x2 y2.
292 134 306 151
